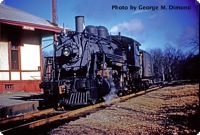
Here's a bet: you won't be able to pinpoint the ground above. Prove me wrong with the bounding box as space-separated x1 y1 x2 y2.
50 84 199 135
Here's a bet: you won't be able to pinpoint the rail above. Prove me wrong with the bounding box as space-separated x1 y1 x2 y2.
0 86 161 134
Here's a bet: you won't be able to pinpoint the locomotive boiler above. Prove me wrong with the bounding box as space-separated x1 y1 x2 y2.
39 16 154 107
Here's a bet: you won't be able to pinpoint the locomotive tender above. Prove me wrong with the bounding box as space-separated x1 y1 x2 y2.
39 16 154 107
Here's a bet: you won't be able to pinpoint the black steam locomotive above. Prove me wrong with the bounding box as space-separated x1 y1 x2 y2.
40 16 154 107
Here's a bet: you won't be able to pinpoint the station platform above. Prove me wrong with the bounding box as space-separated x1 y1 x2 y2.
0 91 43 118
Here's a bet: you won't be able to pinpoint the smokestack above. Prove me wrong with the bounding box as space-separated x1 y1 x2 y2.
75 16 85 33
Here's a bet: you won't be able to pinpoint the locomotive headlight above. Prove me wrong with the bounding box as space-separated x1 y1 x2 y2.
63 47 71 56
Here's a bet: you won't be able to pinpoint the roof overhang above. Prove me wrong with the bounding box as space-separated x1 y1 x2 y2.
0 19 62 33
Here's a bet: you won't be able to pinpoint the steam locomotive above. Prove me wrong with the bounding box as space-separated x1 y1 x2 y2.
39 16 154 108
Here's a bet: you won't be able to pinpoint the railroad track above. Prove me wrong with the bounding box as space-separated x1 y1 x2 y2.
0 86 161 134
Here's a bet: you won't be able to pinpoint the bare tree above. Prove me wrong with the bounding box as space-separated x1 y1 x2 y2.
171 49 185 80
185 24 199 54
163 45 174 81
163 44 186 81
150 45 186 82
150 48 164 82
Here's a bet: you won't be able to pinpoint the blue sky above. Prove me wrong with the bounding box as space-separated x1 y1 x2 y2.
1 0 199 53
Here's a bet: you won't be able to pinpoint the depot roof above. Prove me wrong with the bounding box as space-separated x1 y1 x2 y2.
0 4 62 33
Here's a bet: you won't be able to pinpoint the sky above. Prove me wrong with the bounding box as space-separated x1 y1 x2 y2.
1 0 199 53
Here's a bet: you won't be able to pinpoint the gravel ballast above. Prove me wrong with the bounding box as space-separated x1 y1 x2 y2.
50 84 199 135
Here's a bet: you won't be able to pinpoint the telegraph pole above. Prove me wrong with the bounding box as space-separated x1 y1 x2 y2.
52 0 57 25
52 0 58 95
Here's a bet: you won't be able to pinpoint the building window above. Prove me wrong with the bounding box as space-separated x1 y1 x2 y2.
10 43 19 70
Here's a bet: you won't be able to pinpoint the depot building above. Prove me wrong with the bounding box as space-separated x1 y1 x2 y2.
0 4 62 92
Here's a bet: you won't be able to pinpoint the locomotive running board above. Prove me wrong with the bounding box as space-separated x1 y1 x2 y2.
66 92 88 105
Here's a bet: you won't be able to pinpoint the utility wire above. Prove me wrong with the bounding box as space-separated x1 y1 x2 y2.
42 42 53 50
